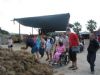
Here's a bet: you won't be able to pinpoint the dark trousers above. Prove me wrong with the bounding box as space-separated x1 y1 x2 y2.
87 52 96 72
69 48 77 62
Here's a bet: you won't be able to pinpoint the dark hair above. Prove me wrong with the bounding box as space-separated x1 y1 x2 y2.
66 28 71 32
59 41 63 46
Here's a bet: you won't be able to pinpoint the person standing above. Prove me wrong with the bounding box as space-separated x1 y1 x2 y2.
62 33 69 52
8 36 13 51
66 28 79 70
45 37 52 62
87 33 99 74
39 37 46 58
0 36 1 47
25 35 40 63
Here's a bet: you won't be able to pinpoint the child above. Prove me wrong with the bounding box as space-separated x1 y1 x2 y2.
87 33 99 74
8 36 13 51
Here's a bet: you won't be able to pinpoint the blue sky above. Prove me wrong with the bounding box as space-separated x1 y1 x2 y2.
0 0 100 34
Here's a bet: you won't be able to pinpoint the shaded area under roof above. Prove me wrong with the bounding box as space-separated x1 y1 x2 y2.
14 13 70 32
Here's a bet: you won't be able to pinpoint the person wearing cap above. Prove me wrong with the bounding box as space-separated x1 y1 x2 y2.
66 28 79 70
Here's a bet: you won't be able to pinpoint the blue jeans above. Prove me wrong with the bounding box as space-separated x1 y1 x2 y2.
87 52 96 72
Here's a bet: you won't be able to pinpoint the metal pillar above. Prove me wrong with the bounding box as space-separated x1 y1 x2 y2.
39 29 41 35
32 27 33 35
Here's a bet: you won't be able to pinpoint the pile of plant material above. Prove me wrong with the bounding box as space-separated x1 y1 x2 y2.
0 48 53 75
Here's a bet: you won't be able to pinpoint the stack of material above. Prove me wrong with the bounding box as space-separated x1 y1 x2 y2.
0 48 53 75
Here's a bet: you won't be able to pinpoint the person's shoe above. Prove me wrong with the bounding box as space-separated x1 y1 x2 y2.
52 62 57 65
68 66 74 69
46 58 49 61
72 67 78 70
91 71 95 74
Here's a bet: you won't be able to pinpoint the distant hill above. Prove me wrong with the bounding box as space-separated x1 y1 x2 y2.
0 28 9 35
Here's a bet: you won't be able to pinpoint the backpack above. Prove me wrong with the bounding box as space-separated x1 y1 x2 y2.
50 38 54 44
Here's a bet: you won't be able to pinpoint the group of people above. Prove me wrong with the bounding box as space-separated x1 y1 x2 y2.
16 28 100 74
23 28 79 69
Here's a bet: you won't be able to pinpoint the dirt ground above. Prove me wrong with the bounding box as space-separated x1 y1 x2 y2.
1 39 100 75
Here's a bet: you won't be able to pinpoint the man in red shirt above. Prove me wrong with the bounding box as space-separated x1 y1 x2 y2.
66 28 79 70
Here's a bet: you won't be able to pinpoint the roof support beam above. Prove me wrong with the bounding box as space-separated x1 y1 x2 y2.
19 23 21 42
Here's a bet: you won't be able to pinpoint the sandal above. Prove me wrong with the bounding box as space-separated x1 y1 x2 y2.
46 58 49 61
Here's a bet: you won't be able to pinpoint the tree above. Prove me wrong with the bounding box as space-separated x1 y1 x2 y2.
72 22 82 34
86 19 97 32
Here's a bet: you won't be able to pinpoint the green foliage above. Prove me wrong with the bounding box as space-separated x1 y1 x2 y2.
86 19 97 32
72 22 82 34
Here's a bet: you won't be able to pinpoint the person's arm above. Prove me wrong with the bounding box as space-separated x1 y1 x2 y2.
43 40 46 48
42 42 45 48
77 38 80 45
25 44 29 49
53 45 57 55
94 40 99 50
63 45 66 52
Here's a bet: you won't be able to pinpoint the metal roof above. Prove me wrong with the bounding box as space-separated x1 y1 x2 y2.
14 13 70 32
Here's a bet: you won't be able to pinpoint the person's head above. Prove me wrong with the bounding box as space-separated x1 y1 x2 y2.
28 35 33 38
89 33 96 40
59 41 63 46
63 33 66 38
66 28 71 36
64 33 66 36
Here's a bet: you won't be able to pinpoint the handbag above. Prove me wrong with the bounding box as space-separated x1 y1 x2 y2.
71 46 80 53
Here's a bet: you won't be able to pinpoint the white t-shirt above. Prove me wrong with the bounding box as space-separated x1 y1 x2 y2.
46 39 52 49
55 36 59 42
8 39 13 46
